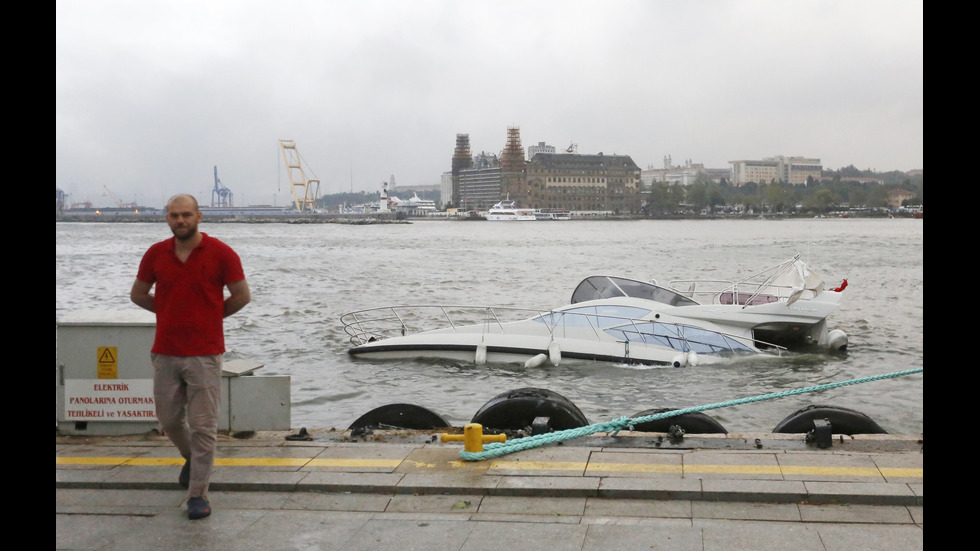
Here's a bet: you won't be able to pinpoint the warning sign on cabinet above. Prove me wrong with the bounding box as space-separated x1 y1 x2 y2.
64 379 156 421
97 346 118 379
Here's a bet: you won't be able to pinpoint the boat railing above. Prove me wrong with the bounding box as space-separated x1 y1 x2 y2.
341 305 553 346
340 305 786 355
667 278 800 306
667 255 812 306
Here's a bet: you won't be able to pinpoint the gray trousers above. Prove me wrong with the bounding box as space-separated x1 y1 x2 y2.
151 354 222 499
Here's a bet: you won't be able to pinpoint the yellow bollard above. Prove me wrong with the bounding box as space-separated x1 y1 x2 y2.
440 423 506 453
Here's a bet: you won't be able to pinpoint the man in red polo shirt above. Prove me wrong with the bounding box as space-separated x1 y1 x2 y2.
130 194 251 520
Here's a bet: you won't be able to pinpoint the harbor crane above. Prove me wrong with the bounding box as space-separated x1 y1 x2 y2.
278 139 320 212
102 185 137 209
56 187 68 214
212 165 233 207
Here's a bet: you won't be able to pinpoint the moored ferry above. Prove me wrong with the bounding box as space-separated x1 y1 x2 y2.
486 200 536 221
534 208 571 221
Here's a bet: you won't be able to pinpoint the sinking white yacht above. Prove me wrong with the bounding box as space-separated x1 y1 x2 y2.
341 255 848 367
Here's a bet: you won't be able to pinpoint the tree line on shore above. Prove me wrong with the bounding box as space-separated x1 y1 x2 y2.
644 166 923 216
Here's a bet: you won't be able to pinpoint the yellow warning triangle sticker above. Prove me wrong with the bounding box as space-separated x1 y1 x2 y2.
98 348 116 363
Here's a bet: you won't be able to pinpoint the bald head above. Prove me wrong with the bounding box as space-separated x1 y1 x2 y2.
166 194 200 212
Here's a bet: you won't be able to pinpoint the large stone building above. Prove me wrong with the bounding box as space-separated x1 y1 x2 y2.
525 152 641 213
449 127 642 213
729 156 822 186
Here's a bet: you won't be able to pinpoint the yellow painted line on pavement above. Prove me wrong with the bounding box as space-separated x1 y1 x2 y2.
125 458 187 466
586 462 683 474
216 458 310 467
306 458 402 468
779 465 881 477
684 464 784 475
57 457 132 466
55 456 922 479
489 460 588 471
879 467 923 478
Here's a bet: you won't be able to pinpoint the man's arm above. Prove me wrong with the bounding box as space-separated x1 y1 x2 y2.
130 279 155 312
224 279 251 318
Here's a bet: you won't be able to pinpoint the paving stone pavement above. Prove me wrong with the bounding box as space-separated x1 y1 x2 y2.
56 430 923 550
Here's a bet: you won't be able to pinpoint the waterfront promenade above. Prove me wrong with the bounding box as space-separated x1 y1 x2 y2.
56 429 923 550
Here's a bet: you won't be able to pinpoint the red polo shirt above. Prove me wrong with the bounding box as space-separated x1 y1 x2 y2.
136 232 246 356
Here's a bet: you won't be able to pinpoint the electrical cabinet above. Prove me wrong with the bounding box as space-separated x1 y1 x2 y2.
57 311 290 436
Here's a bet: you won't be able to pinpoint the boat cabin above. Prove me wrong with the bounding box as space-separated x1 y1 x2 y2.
571 276 700 307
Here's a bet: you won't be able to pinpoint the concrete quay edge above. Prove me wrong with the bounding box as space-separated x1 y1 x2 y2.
56 429 923 507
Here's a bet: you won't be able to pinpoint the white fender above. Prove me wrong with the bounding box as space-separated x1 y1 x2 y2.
525 353 548 368
474 343 487 365
548 342 562 366
671 353 686 368
827 329 848 352
687 350 699 367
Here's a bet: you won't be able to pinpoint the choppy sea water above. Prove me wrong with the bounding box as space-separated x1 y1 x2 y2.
56 218 923 434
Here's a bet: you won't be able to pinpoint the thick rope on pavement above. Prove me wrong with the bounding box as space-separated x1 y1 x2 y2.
459 367 923 461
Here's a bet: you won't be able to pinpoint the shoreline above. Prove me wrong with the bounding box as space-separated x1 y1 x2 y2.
55 212 913 224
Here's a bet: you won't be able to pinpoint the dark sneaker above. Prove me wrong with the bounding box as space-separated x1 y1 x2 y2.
187 496 211 520
178 459 190 489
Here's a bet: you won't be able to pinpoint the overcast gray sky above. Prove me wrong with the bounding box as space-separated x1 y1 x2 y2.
56 0 923 208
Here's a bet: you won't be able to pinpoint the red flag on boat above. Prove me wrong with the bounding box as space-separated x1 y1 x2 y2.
831 279 848 292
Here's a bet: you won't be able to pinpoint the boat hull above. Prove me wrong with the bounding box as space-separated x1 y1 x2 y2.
347 316 755 367
349 337 690 367
486 212 536 221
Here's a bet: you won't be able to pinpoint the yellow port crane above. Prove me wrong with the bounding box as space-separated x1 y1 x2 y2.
278 139 320 212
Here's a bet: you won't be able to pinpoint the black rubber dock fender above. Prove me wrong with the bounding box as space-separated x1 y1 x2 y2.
628 407 728 434
470 387 590 431
348 403 451 430
772 405 888 435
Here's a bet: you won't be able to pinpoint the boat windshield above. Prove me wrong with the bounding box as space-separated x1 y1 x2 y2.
605 322 756 354
533 305 651 328
570 276 699 307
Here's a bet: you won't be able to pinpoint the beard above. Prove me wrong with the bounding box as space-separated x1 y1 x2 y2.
170 222 199 241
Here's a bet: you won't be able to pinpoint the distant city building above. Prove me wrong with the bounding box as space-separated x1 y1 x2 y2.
887 189 916 208
499 127 526 201
702 168 731 183
450 133 473 207
838 176 884 185
450 127 642 213
452 150 504 210
458 165 503 210
729 159 779 186
440 171 452 208
730 156 822 185
526 152 642 213
527 141 556 160
473 151 500 168
641 155 724 187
